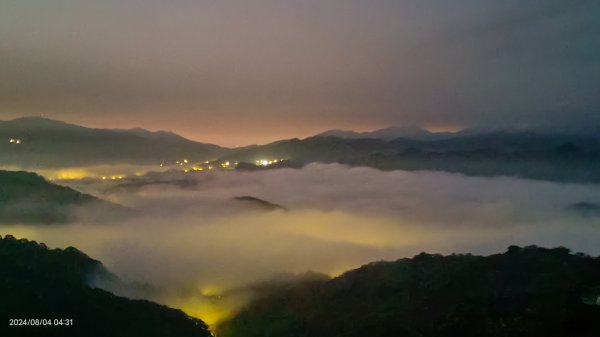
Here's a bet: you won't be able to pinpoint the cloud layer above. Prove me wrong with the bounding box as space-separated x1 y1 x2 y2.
3 164 600 324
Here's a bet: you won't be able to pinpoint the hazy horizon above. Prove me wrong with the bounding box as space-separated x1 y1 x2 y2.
2 1 599 146
2 115 598 148
3 115 463 147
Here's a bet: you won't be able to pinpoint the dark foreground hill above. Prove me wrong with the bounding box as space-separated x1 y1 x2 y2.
0 170 131 224
0 235 212 337
0 117 227 167
217 246 600 337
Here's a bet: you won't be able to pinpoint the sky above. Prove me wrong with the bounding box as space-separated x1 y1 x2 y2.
1 1 599 146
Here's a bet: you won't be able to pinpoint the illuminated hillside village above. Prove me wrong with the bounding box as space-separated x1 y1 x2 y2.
72 158 287 181
7 136 289 181
101 158 289 181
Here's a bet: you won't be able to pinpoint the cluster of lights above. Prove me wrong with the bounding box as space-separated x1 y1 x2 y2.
101 175 125 180
184 167 207 172
255 159 283 166
170 159 238 173
96 159 242 181
8 138 21 144
172 159 214 167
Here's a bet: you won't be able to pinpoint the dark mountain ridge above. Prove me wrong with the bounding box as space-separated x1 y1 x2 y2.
0 117 228 167
3 117 598 183
224 131 600 183
318 125 600 143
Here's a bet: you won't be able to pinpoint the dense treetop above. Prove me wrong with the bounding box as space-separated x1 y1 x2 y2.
217 246 600 337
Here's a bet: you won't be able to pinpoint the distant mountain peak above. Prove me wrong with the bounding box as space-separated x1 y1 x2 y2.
7 116 60 122
2 116 76 128
112 127 189 142
316 125 455 141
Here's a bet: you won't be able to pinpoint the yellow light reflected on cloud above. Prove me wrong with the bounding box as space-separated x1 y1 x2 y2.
173 296 234 330
0 164 171 182
53 168 93 180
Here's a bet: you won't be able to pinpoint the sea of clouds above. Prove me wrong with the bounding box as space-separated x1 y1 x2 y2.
4 163 600 325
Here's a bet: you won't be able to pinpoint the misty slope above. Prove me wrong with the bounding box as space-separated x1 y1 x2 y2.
318 126 600 144
224 133 600 183
0 170 130 224
0 235 211 337
0 117 228 167
317 125 455 141
217 246 600 337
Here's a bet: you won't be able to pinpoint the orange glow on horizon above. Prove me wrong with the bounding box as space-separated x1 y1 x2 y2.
423 125 463 133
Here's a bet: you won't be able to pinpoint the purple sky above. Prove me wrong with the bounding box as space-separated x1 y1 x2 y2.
1 0 599 145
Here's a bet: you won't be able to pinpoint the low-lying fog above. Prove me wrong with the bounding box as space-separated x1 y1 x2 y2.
3 164 600 325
